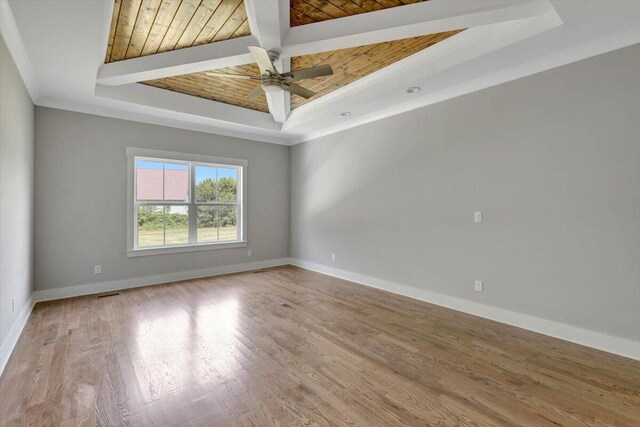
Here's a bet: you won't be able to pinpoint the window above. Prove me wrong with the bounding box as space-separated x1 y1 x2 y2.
127 148 247 256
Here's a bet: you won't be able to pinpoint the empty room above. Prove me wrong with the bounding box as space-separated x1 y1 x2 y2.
1 0 639 425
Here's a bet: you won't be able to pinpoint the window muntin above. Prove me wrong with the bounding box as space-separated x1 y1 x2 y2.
133 156 242 250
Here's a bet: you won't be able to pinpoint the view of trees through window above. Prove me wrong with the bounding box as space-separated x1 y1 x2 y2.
136 159 239 247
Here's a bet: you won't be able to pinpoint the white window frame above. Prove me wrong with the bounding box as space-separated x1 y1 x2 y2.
126 147 248 257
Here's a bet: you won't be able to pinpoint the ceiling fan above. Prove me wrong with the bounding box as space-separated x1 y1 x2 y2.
205 46 333 123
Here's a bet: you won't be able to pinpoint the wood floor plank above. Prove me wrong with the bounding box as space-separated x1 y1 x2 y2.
1 265 638 426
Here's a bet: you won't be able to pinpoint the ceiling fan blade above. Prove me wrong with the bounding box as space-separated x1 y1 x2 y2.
248 46 277 75
282 64 333 82
283 83 315 99
247 86 265 99
205 71 257 80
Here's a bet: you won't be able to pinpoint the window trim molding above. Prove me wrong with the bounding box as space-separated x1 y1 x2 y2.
126 147 248 257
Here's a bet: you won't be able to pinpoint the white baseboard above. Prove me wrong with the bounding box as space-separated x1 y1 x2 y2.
0 295 35 377
9 257 637 378
290 259 640 361
33 258 291 303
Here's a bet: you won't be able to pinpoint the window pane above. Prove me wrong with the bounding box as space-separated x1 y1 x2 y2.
137 205 164 247
218 206 237 241
137 205 188 247
195 165 217 203
217 168 238 203
164 163 189 202
136 160 189 202
197 206 218 243
165 206 189 245
136 160 163 201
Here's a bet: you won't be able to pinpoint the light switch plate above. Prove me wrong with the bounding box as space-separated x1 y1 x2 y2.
474 211 482 223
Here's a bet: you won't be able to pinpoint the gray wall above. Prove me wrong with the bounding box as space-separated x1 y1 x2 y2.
0 36 34 347
291 45 640 341
34 108 289 291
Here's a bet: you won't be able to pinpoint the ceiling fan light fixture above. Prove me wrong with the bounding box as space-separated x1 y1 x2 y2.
406 86 421 93
261 83 281 94
340 111 352 117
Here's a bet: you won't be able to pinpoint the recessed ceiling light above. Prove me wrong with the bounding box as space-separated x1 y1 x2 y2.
406 86 421 93
340 112 351 117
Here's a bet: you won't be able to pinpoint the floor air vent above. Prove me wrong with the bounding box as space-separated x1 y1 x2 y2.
97 292 120 299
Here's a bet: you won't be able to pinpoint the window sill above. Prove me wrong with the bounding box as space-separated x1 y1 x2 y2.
127 241 248 257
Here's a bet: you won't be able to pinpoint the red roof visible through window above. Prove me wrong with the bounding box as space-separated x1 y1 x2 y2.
136 168 188 201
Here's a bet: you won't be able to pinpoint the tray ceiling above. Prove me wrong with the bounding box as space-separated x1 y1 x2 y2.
58 0 615 143
107 0 445 113
290 0 425 27
289 29 462 108
105 0 250 63
141 30 461 112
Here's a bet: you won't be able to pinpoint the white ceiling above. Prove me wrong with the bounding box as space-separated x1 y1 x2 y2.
1 0 639 145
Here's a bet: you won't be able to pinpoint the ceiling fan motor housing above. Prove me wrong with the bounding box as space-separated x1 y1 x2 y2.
261 77 283 93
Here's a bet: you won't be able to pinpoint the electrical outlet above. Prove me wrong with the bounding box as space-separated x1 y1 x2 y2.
247 249 252 257
475 280 483 292
12 298 15 313
94 265 102 274
474 211 482 223
331 253 336 262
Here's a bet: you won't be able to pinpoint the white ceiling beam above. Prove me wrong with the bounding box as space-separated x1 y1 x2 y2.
97 35 258 86
244 0 289 123
95 83 281 131
281 0 552 57
244 0 282 50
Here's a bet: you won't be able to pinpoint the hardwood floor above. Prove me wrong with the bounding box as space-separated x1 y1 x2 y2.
1 266 638 426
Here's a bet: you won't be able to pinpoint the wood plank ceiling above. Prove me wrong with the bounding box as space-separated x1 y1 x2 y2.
106 0 461 113
144 64 268 112
289 30 462 109
290 0 425 27
105 0 250 63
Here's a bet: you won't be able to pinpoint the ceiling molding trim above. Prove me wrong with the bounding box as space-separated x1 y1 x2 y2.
95 83 281 131
37 96 290 145
281 0 552 58
0 0 40 102
287 26 640 145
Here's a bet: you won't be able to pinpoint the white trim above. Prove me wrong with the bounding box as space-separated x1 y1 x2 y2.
243 0 288 123
125 147 249 167
127 147 248 254
289 259 640 361
0 295 35 377
282 0 551 58
244 0 282 51
287 27 639 145
96 83 280 132
33 258 291 303
0 0 40 102
5 259 638 380
97 36 257 86
35 97 290 145
127 241 247 257
284 7 562 134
